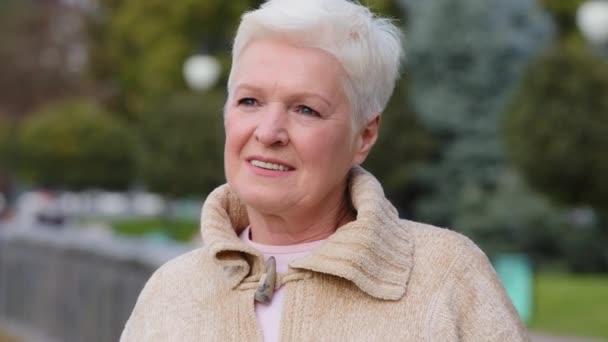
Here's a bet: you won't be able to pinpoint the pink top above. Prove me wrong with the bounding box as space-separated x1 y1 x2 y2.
239 226 327 342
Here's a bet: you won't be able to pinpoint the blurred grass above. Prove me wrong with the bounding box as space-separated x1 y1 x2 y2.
111 218 198 242
530 273 608 339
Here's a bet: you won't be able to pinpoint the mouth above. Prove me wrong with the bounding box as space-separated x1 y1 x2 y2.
248 158 295 172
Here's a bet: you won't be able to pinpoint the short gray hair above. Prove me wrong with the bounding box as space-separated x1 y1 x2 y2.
227 0 404 125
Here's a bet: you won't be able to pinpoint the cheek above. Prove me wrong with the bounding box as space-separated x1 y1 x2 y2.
223 113 250 169
225 112 248 146
300 126 356 167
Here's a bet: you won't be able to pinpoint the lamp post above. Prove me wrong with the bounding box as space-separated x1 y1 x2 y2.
577 0 608 55
182 54 221 91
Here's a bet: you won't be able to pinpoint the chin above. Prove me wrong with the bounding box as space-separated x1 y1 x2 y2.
231 181 292 213
245 200 289 216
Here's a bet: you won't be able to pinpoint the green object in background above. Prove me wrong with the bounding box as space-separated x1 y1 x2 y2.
112 218 198 242
493 254 533 323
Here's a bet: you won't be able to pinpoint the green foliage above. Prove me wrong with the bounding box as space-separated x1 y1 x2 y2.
454 170 567 262
539 0 586 36
504 44 608 212
529 273 608 339
89 0 261 116
363 81 434 213
134 91 225 198
0 117 17 172
17 99 135 190
363 0 404 19
560 216 608 273
400 0 554 227
111 217 198 242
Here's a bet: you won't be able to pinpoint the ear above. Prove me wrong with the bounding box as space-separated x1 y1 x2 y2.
353 113 381 165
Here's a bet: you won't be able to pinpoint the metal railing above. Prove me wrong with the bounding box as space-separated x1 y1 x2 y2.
0 226 194 342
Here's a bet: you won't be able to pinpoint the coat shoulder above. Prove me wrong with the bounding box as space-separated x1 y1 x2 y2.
403 220 482 254
400 219 489 272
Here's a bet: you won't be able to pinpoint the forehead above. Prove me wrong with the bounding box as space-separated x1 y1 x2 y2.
231 38 346 95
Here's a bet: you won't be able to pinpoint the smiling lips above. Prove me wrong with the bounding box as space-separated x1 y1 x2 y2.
249 158 294 171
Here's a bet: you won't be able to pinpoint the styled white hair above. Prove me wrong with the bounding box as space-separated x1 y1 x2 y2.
227 0 404 125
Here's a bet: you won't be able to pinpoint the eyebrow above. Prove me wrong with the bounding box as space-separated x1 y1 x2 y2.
234 83 333 107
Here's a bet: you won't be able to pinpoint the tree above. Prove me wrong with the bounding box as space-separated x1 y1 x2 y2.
0 117 18 217
88 0 263 117
134 91 226 198
398 0 554 232
504 43 608 213
452 169 567 264
0 117 17 173
539 0 586 37
0 0 92 120
502 4 608 272
17 99 135 190
363 80 434 216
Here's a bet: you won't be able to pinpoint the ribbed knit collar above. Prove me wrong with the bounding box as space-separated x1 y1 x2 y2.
200 166 414 300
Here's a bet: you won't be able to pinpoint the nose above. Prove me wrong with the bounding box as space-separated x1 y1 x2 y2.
254 105 289 146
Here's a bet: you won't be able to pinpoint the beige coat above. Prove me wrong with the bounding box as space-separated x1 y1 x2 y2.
121 167 529 341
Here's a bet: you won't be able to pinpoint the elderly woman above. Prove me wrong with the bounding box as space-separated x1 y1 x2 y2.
121 0 527 341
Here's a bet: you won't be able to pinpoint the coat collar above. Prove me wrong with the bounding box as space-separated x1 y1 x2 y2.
200 166 414 300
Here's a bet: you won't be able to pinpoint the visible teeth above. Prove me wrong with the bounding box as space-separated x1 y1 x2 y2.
251 160 291 171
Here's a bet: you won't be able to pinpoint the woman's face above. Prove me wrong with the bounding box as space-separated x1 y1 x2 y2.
224 38 375 216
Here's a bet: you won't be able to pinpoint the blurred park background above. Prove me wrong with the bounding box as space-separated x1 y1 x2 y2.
0 0 607 341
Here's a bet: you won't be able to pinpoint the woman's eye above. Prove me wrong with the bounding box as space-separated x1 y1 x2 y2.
237 98 258 106
296 105 320 117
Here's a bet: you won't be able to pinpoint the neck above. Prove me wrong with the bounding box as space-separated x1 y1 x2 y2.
246 186 355 245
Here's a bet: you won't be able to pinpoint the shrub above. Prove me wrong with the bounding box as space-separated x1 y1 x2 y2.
504 44 608 212
134 91 225 198
363 81 434 215
0 117 17 173
17 99 135 190
400 0 553 226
